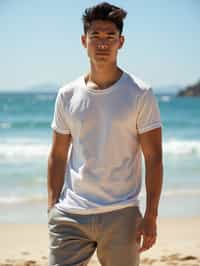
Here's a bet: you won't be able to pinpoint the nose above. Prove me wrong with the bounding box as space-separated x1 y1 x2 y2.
97 40 109 50
97 44 108 49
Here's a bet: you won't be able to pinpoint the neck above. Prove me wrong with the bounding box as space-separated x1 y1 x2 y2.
85 62 123 89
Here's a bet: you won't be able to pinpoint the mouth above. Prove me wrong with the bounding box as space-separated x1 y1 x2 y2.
95 52 110 56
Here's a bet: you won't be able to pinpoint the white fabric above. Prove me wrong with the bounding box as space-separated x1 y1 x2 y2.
51 71 162 214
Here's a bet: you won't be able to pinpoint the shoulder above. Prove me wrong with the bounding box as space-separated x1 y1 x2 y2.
54 76 83 107
58 76 83 98
124 72 152 97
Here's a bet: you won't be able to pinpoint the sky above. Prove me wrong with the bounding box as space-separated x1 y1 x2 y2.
0 0 200 92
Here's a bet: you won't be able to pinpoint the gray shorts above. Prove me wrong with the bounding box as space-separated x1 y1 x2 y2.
48 206 142 266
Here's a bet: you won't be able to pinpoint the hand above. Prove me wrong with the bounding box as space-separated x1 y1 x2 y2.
136 215 157 253
48 198 57 213
47 203 55 214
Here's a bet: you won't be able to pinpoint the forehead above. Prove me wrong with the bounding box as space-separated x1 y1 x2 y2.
88 20 119 33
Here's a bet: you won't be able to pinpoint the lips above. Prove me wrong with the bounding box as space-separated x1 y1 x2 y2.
95 51 110 55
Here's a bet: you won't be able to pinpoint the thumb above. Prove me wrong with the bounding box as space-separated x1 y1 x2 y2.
135 225 143 244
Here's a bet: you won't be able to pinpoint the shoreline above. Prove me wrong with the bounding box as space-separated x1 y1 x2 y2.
1 217 200 265
1 193 200 224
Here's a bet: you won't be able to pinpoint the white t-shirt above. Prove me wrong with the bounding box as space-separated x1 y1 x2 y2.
51 71 162 214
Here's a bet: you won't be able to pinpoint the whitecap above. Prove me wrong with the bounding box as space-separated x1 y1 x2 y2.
0 122 11 128
160 95 171 102
163 139 200 156
0 143 51 161
35 94 55 101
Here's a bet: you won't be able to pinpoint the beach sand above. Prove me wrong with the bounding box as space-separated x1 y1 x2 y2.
0 217 200 266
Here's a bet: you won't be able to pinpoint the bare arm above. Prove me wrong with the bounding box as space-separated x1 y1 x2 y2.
136 127 163 252
47 131 72 210
139 127 163 218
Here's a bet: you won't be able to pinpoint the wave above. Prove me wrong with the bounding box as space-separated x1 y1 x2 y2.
0 121 50 129
0 122 11 128
35 94 55 101
159 95 172 102
1 139 200 161
0 143 50 160
164 139 200 156
1 188 200 205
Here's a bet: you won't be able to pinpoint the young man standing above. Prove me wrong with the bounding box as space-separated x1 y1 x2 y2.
48 2 163 266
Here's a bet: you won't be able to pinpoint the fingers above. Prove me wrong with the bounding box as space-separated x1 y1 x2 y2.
135 216 143 244
135 215 157 253
136 229 142 245
138 234 156 253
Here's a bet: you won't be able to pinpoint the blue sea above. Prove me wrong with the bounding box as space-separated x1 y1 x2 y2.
0 91 200 223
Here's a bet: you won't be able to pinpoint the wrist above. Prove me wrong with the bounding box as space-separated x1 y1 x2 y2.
48 197 57 207
48 200 57 211
144 210 158 220
47 203 56 214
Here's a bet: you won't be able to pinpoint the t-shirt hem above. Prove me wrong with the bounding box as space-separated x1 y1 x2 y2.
137 122 162 134
55 201 139 215
51 124 71 134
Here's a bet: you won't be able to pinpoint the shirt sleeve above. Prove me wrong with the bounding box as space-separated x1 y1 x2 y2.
136 88 162 134
51 90 71 134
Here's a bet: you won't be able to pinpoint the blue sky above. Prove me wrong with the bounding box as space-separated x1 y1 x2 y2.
0 0 199 91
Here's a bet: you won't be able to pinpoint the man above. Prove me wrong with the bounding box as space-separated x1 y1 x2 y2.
48 2 163 266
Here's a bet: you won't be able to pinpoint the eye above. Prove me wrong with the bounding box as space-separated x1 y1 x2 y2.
107 35 116 40
90 35 98 40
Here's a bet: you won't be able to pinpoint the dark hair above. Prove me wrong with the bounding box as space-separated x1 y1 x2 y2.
82 2 127 35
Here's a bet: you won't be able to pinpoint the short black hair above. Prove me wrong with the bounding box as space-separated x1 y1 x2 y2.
82 2 127 35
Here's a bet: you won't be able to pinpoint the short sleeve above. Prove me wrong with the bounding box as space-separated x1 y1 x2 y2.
51 90 71 134
136 88 162 134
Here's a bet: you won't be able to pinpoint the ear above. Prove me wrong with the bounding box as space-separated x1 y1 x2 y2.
118 35 125 49
81 35 87 48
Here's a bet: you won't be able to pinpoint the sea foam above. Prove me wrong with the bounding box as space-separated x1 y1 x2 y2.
164 139 200 156
1 188 200 205
0 143 50 161
1 139 200 162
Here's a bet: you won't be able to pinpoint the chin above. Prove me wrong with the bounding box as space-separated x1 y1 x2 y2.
95 56 110 62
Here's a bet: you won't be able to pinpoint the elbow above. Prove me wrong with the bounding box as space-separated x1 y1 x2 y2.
48 151 62 166
48 147 65 163
145 152 163 166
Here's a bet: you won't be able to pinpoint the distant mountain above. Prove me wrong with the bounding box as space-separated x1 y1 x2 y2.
25 83 59 93
154 85 182 94
177 79 200 97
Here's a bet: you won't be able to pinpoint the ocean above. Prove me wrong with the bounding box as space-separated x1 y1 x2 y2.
0 91 200 223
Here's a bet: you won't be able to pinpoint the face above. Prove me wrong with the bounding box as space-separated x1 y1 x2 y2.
81 20 124 65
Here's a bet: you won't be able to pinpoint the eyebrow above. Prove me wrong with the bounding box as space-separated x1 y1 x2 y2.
90 31 117 35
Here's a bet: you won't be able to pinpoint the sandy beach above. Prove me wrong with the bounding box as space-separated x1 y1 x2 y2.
0 217 200 266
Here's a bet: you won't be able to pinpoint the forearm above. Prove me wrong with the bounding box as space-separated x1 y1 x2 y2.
47 154 67 208
144 156 163 218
